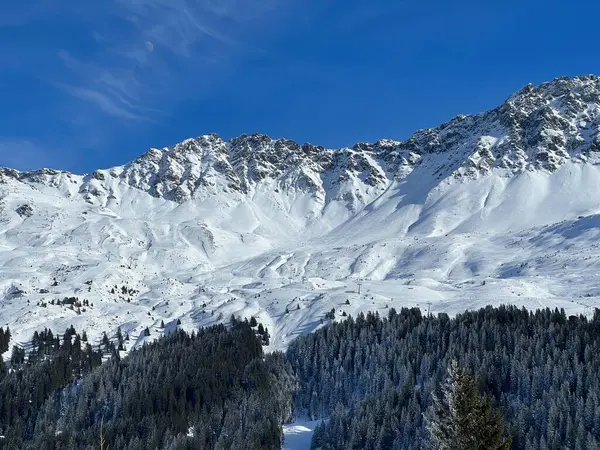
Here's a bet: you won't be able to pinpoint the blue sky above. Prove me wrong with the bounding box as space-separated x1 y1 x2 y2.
1 0 598 173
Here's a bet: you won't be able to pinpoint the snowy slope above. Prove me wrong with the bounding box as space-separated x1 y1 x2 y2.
2 75 600 352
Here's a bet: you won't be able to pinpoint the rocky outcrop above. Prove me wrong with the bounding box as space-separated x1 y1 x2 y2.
3 75 600 204
15 204 34 218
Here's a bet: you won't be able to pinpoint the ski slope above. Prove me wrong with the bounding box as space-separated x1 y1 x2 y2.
2 160 600 353
2 75 600 353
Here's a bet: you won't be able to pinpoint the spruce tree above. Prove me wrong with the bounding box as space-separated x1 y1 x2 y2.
102 332 110 350
426 361 511 450
117 327 124 351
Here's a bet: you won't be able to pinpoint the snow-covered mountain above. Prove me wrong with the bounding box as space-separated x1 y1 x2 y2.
3 74 600 352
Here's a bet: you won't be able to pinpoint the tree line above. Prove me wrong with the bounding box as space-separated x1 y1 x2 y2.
0 321 295 449
3 305 600 449
0 326 104 445
0 327 10 354
287 305 600 449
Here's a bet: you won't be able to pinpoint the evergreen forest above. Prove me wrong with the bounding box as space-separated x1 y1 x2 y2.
1 305 600 449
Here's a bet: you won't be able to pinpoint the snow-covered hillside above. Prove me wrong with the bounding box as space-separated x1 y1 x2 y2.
2 75 600 352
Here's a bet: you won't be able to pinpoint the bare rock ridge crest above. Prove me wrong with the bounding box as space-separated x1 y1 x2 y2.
2 75 600 206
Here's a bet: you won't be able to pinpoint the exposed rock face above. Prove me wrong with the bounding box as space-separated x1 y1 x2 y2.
15 204 34 218
6 285 26 299
2 76 600 204
1 75 600 353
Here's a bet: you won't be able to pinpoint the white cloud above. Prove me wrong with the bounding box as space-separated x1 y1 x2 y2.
0 0 292 137
115 0 269 51
51 0 285 120
62 86 144 120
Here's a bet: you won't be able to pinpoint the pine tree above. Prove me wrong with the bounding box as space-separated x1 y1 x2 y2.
0 327 10 353
117 328 124 351
100 418 109 450
102 332 110 350
311 421 326 449
426 361 511 450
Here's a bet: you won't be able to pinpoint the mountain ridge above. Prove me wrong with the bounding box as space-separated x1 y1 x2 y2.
3 74 600 204
2 74 600 353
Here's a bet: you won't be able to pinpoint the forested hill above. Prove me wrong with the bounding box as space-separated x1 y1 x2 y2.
0 321 295 449
287 306 600 450
2 306 600 449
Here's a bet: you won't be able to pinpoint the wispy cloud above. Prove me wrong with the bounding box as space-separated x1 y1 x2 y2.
116 0 277 49
2 0 287 123
0 0 294 172
62 86 144 120
48 0 286 121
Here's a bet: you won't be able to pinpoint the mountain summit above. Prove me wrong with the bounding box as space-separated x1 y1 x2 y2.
4 75 600 205
2 75 600 350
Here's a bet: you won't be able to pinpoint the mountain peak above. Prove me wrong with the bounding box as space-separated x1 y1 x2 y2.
506 74 600 110
3 76 600 354
3 75 600 203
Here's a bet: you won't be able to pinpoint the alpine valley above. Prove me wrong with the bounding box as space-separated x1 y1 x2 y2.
3 75 600 354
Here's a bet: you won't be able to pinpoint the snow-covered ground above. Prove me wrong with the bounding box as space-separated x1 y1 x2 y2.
2 160 600 355
283 420 320 450
2 76 600 356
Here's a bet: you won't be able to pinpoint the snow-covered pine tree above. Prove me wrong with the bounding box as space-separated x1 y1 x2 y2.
425 361 511 450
